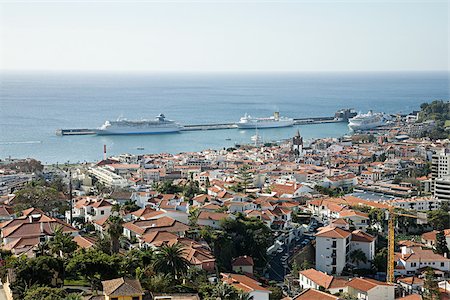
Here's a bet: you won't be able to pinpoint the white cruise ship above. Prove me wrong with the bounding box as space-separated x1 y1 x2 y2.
95 114 182 135
348 111 387 131
237 112 294 129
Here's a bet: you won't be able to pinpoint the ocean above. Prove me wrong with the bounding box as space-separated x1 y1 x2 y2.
0 71 448 164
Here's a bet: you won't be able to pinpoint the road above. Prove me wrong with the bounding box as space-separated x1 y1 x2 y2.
266 235 308 281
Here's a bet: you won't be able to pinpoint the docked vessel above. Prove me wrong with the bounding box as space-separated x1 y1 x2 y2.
237 112 294 129
348 111 387 131
95 114 182 135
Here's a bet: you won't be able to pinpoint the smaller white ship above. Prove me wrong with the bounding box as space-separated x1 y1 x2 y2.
348 111 387 131
237 112 294 129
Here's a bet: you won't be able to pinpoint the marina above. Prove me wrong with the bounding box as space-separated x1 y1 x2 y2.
56 116 339 136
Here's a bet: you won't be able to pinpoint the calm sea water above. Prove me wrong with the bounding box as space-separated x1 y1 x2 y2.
0 72 448 164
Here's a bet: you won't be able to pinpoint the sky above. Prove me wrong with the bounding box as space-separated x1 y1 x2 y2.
0 0 448 72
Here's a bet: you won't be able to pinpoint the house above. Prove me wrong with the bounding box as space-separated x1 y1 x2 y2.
338 210 369 231
350 230 376 269
0 208 78 256
421 230 450 249
395 246 450 276
397 276 424 295
315 226 352 275
123 216 189 241
0 205 15 221
221 273 271 300
315 225 375 274
346 277 394 300
73 235 97 249
197 211 233 229
67 197 113 224
292 289 341 300
101 277 144 300
231 255 254 274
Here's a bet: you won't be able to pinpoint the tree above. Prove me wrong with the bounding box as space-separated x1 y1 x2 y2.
183 173 200 200
140 272 174 294
269 285 283 300
66 249 121 291
48 226 77 258
423 268 440 300
64 295 83 300
208 283 241 300
188 207 200 227
427 209 450 231
154 243 189 280
24 286 66 300
300 260 312 270
373 247 388 272
14 185 67 214
237 165 253 193
106 215 124 254
218 216 274 268
435 231 450 257
8 255 65 297
155 180 183 194
349 249 367 267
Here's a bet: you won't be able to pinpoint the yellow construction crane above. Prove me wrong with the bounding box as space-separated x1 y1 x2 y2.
386 206 426 283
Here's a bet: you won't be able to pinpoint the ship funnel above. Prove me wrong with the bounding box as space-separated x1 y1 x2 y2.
274 111 280 120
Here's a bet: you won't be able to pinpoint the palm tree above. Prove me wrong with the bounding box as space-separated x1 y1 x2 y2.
154 242 189 280
211 283 241 300
33 240 49 257
188 207 200 227
237 292 252 300
48 226 77 258
106 215 124 254
349 249 367 267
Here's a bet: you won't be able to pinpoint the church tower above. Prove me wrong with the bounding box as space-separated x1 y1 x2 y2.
292 129 303 156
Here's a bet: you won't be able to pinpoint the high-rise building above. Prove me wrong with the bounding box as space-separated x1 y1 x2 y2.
431 148 450 192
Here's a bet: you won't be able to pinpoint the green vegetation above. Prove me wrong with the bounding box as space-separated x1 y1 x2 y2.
200 216 273 270
427 209 450 231
13 179 69 214
418 100 450 140
314 185 345 197
423 267 440 300
435 231 450 257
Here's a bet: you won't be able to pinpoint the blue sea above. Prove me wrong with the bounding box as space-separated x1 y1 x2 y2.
0 71 448 164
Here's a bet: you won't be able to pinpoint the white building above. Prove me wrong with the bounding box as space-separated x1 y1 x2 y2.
431 149 450 191
221 273 271 300
346 277 394 300
315 226 376 275
315 226 351 275
89 167 128 188
395 246 450 276
434 176 450 202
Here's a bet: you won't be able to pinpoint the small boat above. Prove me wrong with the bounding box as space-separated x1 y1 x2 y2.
136 147 145 150
225 138 231 141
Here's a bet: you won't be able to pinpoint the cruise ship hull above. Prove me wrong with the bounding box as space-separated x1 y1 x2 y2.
348 120 385 131
237 120 294 129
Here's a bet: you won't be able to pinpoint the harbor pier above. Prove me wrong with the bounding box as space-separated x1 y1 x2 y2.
56 116 342 136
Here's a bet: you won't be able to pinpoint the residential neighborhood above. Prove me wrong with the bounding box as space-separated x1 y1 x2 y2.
1 103 450 300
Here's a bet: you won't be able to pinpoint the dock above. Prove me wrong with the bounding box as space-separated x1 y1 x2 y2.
56 116 341 136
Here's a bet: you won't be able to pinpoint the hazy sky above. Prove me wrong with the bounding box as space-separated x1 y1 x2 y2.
0 1 448 72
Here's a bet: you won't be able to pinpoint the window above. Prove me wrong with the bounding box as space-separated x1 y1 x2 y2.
111 298 118 300
101 210 105 215
132 297 140 300
441 262 445 267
